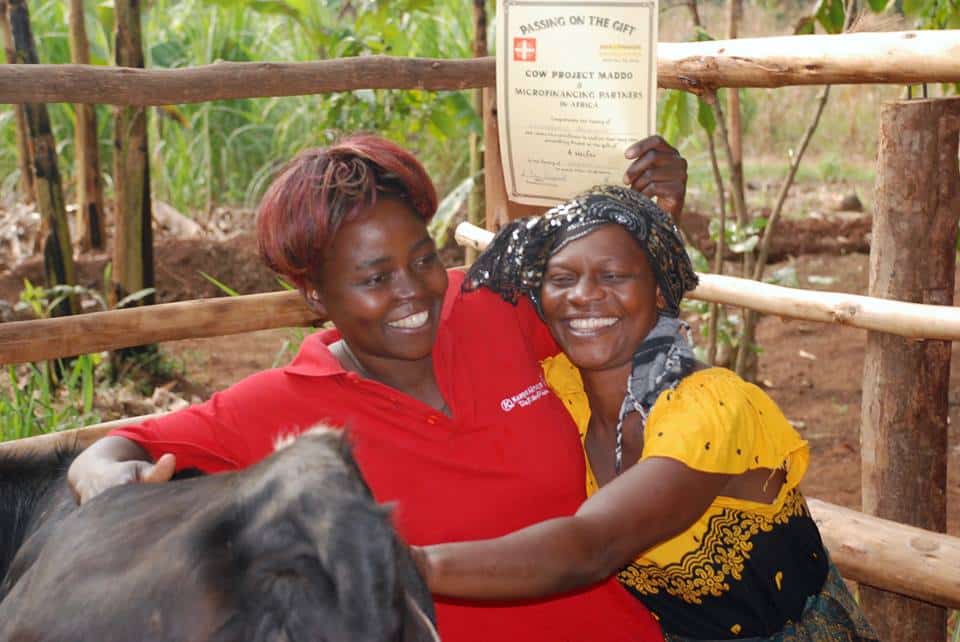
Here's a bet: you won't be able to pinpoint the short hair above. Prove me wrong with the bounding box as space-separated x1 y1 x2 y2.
256 135 438 288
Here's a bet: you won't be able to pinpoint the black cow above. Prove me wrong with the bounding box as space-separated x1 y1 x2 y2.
0 428 438 642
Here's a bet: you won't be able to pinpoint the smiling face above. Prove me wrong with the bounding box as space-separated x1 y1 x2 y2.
540 224 660 373
309 197 448 369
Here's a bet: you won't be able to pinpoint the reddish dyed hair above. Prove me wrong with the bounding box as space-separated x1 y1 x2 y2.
256 134 438 288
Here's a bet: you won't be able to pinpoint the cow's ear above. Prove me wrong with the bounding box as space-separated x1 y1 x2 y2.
402 593 441 642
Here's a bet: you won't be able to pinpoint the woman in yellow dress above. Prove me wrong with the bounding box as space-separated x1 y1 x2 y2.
417 185 877 641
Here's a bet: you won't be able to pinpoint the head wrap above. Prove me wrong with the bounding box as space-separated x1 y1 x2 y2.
465 184 698 316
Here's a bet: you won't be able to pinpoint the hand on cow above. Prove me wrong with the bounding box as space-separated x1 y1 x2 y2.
67 436 177 505
623 135 688 221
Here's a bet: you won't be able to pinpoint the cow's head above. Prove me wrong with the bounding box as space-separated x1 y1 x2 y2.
197 427 439 642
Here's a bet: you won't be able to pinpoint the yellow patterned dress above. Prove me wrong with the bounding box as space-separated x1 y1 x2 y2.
542 356 836 640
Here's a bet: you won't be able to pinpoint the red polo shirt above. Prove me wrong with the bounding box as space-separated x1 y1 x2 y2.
113 270 661 641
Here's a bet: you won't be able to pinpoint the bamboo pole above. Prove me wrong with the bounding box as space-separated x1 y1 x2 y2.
465 0 488 264
0 0 33 203
68 0 105 251
0 413 163 457
0 291 319 365
4 237 960 365
859 98 960 641
1 31 958 105
112 0 154 318
7 0 77 318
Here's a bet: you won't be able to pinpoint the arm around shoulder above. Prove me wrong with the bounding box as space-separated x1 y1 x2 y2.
420 456 729 601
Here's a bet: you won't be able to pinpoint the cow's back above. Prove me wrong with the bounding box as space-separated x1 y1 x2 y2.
0 447 78 595
0 429 437 642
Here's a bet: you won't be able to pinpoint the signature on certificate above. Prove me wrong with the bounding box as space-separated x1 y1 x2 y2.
520 164 565 185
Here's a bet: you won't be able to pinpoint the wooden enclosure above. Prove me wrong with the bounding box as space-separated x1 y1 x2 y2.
4 26 960 636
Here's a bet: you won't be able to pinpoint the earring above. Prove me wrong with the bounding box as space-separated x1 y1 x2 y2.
309 290 321 301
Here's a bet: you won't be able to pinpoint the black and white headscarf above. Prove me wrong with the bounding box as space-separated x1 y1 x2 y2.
465 185 697 317
465 185 700 473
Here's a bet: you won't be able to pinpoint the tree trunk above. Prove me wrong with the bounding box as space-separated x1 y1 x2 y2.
0 0 33 203
112 0 154 315
7 0 77 318
465 0 488 264
68 0 105 251
860 97 960 642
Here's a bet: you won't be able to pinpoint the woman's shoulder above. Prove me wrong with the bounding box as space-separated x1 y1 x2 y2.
664 367 781 418
644 367 806 475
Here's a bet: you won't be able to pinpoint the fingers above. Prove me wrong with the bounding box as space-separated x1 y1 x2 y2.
622 135 687 219
141 453 177 484
623 135 673 160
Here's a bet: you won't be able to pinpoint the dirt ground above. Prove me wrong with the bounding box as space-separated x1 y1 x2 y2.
0 214 957 534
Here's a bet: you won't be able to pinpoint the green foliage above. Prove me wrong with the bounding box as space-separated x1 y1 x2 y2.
708 217 768 255
903 0 960 28
658 90 694 145
1 0 481 214
199 271 241 297
813 0 847 33
1 357 101 441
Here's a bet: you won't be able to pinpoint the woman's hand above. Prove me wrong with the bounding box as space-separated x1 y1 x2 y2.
624 136 688 220
67 436 176 505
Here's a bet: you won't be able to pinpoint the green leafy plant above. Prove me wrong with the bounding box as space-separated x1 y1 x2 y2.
1 355 101 441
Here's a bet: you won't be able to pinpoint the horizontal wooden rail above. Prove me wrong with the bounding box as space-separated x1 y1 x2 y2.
1 424 958 608
2 223 960 363
2 268 958 366
808 499 960 609
1 31 958 105
454 222 960 341
0 291 319 365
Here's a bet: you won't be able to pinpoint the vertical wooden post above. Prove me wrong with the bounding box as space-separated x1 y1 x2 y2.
113 0 154 309
68 0 105 251
481 87 545 232
0 0 33 203
860 97 960 642
465 0 488 264
7 0 77 318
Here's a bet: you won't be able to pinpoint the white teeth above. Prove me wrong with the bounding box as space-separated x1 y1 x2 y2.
569 317 618 330
388 311 429 329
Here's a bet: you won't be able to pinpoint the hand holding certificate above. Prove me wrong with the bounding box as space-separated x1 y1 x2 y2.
496 0 658 206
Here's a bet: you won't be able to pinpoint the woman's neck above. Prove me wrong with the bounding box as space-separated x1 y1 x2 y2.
580 361 633 432
336 340 443 408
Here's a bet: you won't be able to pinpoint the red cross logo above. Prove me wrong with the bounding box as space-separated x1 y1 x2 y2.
513 37 536 62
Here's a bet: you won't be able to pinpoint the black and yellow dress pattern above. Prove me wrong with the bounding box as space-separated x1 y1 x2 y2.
542 357 873 640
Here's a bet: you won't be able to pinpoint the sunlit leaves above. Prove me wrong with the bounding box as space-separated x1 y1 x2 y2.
813 0 846 34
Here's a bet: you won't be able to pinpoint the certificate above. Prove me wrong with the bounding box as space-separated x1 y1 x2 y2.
496 0 658 206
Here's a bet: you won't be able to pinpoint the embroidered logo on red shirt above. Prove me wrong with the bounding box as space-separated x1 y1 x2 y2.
500 381 549 412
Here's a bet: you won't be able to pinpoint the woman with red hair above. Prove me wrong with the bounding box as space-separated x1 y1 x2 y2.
68 133 685 641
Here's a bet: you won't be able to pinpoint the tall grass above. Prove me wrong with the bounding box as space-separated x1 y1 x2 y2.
0 357 100 441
